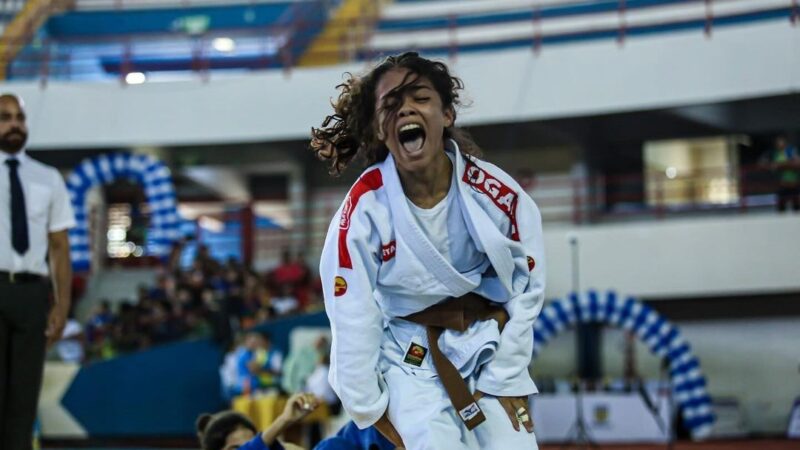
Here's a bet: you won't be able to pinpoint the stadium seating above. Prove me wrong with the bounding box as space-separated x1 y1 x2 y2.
366 0 793 57
7 0 335 80
3 0 795 80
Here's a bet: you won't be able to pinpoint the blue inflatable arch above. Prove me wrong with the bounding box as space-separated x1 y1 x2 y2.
65 153 180 272
532 290 714 439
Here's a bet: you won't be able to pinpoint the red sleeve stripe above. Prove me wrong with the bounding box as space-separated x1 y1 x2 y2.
510 197 520 242
338 169 383 269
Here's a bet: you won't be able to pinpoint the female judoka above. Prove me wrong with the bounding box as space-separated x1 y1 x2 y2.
311 52 545 450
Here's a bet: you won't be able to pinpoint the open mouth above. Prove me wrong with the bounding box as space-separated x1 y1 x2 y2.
397 123 426 153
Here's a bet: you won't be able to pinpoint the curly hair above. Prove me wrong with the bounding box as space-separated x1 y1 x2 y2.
196 411 257 450
310 52 481 176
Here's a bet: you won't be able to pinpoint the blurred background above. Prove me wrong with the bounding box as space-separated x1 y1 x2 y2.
2 0 798 448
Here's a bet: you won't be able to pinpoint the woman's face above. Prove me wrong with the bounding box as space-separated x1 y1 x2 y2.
374 67 453 174
222 426 256 450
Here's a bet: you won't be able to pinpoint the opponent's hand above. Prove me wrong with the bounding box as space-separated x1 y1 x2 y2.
374 411 405 448
473 390 534 433
279 392 320 425
261 392 320 446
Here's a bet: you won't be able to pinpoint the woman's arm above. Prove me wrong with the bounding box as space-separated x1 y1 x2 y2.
474 190 545 409
319 190 392 429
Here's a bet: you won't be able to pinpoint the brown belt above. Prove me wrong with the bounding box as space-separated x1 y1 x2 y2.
400 292 509 430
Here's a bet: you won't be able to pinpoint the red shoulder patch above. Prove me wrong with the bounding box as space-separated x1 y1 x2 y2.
527 256 535 271
463 161 520 241
381 240 396 262
338 169 383 268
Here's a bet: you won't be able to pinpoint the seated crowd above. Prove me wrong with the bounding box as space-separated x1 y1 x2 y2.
54 244 322 363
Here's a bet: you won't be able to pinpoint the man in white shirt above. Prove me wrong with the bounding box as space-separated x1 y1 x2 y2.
0 94 75 450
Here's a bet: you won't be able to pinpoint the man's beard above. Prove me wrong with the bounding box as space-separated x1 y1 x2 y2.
0 131 27 153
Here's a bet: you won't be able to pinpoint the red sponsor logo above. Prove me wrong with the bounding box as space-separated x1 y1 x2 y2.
527 256 536 271
334 276 348 297
382 240 396 261
339 196 352 230
463 163 520 240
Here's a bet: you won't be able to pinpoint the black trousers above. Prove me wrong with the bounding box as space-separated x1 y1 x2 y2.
0 278 49 450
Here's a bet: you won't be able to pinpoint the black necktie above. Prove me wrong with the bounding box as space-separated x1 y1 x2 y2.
6 158 29 255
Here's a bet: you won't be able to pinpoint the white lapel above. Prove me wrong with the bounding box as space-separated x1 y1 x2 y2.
380 153 476 295
451 142 518 295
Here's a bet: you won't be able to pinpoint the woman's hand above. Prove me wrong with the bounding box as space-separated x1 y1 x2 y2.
374 411 405 448
473 390 534 433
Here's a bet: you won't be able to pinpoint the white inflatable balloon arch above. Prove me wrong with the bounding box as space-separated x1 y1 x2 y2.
532 290 714 439
66 153 180 272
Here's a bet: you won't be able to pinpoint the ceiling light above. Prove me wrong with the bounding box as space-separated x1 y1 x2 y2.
125 72 146 85
212 37 236 53
199 215 224 233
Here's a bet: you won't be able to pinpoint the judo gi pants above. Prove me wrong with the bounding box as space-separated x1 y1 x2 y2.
384 364 539 450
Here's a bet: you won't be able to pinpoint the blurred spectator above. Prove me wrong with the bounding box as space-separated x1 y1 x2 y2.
184 308 212 339
85 300 114 345
304 337 338 412
235 331 283 394
147 273 171 301
220 338 243 400
54 316 85 364
279 335 340 445
196 244 221 274
112 302 147 353
764 135 800 211
204 287 234 349
271 250 313 310
307 276 324 312
196 392 320 450
75 236 323 362
282 335 326 395
88 300 114 326
136 283 149 304
291 252 312 311
149 300 181 344
271 284 299 316
300 336 338 447
272 249 306 288
167 239 185 273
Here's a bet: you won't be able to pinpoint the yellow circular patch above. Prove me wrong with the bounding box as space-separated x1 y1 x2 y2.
334 276 348 297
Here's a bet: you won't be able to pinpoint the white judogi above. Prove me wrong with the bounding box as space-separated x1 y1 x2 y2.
320 140 545 450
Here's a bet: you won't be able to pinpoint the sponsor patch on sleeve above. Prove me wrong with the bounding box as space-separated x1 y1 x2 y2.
527 256 536 271
334 276 348 297
381 240 397 262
